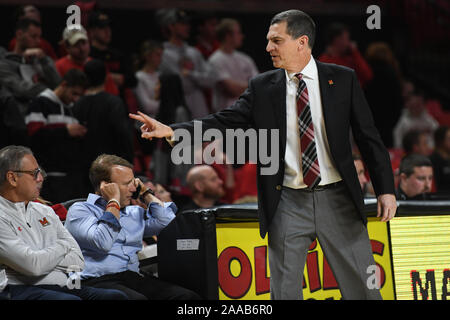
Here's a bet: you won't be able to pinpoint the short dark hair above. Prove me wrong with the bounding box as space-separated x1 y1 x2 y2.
15 17 41 32
270 10 316 49
84 59 106 88
434 126 450 148
402 129 424 154
89 154 133 192
0 145 33 186
399 154 432 177
62 68 88 89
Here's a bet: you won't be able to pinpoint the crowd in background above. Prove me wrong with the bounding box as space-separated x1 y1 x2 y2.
1 3 450 214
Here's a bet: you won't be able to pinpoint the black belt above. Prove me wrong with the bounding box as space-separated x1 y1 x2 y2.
286 180 344 192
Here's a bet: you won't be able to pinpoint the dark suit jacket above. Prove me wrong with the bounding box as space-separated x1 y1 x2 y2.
171 60 395 238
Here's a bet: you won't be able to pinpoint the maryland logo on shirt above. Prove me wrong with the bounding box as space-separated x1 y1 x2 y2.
38 217 51 227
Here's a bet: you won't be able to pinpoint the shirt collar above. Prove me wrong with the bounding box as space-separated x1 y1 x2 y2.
0 195 30 217
39 88 70 108
285 56 317 82
0 195 24 210
87 193 106 208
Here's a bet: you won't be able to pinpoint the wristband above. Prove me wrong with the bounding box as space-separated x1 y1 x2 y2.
139 188 154 202
106 202 120 211
107 199 120 209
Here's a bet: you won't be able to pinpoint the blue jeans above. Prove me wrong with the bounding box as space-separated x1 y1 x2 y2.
0 285 128 300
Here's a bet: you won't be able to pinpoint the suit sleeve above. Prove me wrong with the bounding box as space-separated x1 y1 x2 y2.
171 78 255 134
349 71 395 196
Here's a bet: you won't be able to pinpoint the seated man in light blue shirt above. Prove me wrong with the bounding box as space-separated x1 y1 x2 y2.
65 154 199 300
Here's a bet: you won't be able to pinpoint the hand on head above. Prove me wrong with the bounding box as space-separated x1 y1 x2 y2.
100 181 120 202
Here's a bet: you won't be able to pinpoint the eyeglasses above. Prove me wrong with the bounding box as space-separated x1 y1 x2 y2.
12 167 47 180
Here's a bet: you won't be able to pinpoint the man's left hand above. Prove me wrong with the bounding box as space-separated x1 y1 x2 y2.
377 194 397 222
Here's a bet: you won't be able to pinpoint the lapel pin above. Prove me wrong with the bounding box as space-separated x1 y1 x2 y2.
328 80 334 85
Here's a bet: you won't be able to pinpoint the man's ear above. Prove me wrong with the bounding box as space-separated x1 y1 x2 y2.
194 180 204 193
297 35 309 50
399 173 407 183
6 171 18 187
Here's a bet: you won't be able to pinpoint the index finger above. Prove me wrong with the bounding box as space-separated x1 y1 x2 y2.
134 177 144 188
129 113 145 122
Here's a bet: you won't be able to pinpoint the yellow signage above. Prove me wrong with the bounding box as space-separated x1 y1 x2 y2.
389 215 450 300
216 217 395 300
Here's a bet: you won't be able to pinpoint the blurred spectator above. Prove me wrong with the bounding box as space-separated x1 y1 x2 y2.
231 162 258 204
158 9 214 118
0 146 127 300
195 14 220 59
147 72 191 189
133 40 164 162
353 153 375 197
430 126 450 192
87 11 137 91
146 181 173 203
396 154 433 200
318 22 373 88
55 25 90 75
8 5 58 60
401 129 433 156
131 176 173 208
0 89 29 148
364 42 403 148
134 40 163 118
181 165 226 211
25 69 88 203
64 154 199 300
193 15 219 60
55 24 119 96
209 18 259 112
191 139 236 204
0 18 61 118
401 79 415 102
72 59 134 193
393 90 439 149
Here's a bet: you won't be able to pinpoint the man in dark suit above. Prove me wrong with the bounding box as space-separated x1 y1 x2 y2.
130 10 397 300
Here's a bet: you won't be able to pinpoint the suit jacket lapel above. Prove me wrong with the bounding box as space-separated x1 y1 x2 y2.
269 69 287 160
316 60 335 144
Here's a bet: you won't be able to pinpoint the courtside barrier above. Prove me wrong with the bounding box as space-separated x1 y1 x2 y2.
157 200 450 300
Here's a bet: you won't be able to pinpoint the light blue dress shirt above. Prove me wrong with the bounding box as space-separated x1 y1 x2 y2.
64 193 176 279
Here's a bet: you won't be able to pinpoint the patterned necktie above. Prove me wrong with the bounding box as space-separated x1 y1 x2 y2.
295 73 321 188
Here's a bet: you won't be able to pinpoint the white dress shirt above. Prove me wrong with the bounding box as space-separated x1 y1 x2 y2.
283 57 342 188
